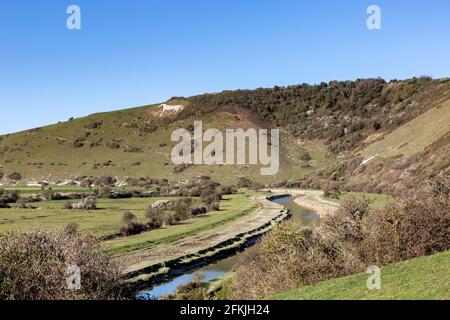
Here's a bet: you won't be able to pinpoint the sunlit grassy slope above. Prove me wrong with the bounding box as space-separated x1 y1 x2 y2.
271 250 450 300
0 103 334 185
362 98 450 158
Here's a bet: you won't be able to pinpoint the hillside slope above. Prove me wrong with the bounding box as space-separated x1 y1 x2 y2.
271 250 450 300
0 103 324 185
362 98 450 158
1 77 449 188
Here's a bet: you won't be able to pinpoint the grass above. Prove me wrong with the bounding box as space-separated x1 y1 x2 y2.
271 250 450 300
362 98 450 158
104 193 257 256
0 188 257 257
0 103 331 185
0 196 180 237
322 192 389 208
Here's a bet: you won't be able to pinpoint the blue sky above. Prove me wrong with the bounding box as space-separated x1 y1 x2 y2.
1 0 449 134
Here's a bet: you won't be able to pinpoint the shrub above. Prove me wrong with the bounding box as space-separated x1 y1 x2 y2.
174 164 191 173
200 189 220 206
323 181 341 199
95 176 117 187
0 190 19 203
208 202 220 211
145 207 165 229
106 141 121 149
0 200 10 208
161 213 178 227
191 207 207 216
64 201 75 210
299 150 312 161
85 120 102 129
64 223 79 236
361 190 450 265
172 272 208 300
0 228 122 300
320 196 371 244
230 188 450 299
16 198 37 209
67 196 97 210
39 190 55 201
98 187 112 198
173 198 193 221
7 172 22 182
73 137 85 148
119 211 146 236
230 222 362 299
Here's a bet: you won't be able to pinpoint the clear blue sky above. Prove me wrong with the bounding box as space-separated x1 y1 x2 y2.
1 0 449 134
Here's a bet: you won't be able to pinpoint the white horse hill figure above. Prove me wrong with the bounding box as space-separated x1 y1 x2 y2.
158 104 184 117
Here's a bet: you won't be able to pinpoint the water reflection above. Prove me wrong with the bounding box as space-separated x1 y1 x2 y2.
136 194 316 299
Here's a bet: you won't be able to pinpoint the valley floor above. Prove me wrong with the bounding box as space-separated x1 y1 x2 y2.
118 195 289 284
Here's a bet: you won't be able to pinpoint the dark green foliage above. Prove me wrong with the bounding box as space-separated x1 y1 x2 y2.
180 78 449 154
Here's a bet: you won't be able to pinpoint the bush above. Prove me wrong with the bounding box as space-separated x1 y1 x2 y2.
207 202 220 211
161 213 178 227
320 196 371 244
0 228 122 300
95 176 117 187
230 222 362 299
67 196 97 210
16 198 37 209
145 207 165 229
0 200 10 208
230 188 450 299
97 187 112 198
200 189 220 206
173 198 193 221
0 190 19 203
119 211 146 236
299 150 312 161
172 272 208 300
64 201 75 210
191 207 207 216
323 182 341 199
7 172 22 182
361 190 450 265
64 223 79 236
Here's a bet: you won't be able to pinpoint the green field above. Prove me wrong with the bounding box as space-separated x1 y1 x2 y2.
105 193 257 255
271 250 450 300
0 196 183 236
0 187 257 256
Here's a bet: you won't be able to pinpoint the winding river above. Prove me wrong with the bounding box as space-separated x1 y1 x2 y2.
136 195 318 300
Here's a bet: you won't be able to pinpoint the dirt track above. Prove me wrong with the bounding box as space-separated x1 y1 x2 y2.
118 195 289 281
267 189 339 218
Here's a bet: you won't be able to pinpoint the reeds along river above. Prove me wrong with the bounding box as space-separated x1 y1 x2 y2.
136 195 319 300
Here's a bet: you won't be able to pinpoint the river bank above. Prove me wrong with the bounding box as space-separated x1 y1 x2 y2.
136 193 324 299
120 195 290 290
267 189 339 217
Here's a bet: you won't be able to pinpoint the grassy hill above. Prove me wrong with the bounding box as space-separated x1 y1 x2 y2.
362 98 450 158
271 250 450 300
0 102 332 185
0 77 448 190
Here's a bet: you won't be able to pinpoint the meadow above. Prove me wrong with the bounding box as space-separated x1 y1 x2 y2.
0 186 256 257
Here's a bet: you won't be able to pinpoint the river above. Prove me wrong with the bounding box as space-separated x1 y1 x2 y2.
136 195 317 300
